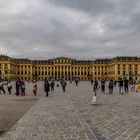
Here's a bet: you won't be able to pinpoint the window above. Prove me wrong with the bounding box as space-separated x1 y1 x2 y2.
118 64 120 69
5 64 8 67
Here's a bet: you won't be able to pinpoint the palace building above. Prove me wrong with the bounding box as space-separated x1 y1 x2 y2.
0 55 140 81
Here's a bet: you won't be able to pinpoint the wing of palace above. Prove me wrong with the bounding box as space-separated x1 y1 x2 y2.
0 55 140 81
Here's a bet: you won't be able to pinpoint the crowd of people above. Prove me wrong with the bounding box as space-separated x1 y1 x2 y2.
91 78 140 105
0 77 140 99
92 78 140 94
0 78 80 97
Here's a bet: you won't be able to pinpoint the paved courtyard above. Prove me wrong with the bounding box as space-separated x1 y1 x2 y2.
0 81 140 140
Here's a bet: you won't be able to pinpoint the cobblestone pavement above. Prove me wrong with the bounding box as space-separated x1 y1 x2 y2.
1 81 140 140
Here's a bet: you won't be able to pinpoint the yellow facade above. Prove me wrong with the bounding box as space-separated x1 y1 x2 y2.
0 55 140 81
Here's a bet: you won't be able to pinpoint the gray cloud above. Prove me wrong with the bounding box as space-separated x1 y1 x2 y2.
0 0 140 59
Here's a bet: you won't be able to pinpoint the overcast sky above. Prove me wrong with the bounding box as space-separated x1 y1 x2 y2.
0 0 140 59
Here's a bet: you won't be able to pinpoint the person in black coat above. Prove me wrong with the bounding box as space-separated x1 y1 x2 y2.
101 79 105 93
118 78 124 95
124 78 129 93
108 79 114 94
15 78 21 96
62 80 67 92
44 79 50 97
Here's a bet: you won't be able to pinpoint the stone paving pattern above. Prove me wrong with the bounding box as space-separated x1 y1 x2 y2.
0 81 140 140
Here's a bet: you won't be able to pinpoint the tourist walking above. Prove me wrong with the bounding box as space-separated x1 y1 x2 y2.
62 80 67 92
114 80 117 87
15 79 21 96
124 78 129 93
7 81 12 94
50 80 55 91
118 78 124 95
133 81 136 92
75 78 78 86
91 79 93 85
91 80 98 105
101 79 105 93
21 81 25 96
108 79 114 94
70 79 72 83
44 78 50 97
33 81 37 96
0 81 6 94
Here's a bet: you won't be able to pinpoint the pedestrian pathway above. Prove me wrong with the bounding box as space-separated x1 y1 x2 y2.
0 91 97 140
1 81 140 140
